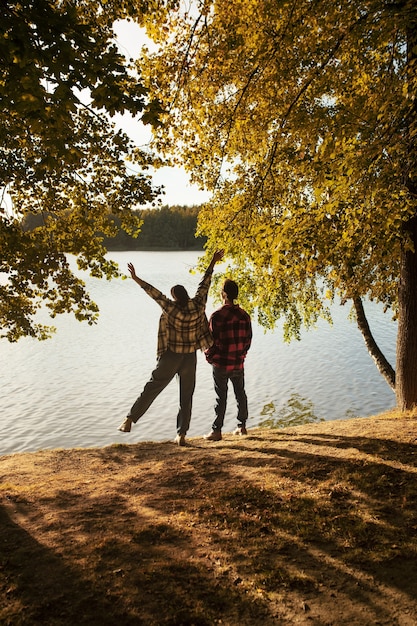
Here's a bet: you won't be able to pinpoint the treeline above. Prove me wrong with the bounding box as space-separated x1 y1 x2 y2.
105 205 207 251
22 205 207 251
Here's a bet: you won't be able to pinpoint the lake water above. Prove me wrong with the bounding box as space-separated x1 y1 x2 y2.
0 251 396 456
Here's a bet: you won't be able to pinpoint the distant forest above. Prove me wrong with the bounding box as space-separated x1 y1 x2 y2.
105 205 207 251
22 205 207 251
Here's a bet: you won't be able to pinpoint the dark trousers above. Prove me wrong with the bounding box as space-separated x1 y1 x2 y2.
127 350 197 435
211 366 248 432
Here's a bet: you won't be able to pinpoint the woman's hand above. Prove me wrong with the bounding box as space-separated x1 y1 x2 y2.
213 249 225 263
207 249 224 272
127 262 137 280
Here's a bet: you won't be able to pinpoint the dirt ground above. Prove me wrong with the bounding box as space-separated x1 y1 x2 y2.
1 411 417 625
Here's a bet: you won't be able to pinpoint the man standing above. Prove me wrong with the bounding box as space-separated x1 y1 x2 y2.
204 279 252 441
118 249 224 446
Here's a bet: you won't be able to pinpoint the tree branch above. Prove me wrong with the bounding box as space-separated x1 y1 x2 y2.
353 296 395 390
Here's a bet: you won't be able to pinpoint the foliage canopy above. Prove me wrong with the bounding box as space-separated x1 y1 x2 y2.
139 0 416 337
1 0 163 341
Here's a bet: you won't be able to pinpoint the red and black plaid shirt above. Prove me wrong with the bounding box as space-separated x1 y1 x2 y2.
205 304 252 371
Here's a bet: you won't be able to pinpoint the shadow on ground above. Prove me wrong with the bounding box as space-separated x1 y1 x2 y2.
1 420 417 624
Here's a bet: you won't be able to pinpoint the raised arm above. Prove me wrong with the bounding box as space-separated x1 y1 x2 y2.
194 249 225 305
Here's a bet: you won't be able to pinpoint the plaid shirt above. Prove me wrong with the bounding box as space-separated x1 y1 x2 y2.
205 304 252 371
140 271 213 358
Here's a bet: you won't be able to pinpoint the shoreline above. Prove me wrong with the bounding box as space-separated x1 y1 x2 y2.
0 409 404 461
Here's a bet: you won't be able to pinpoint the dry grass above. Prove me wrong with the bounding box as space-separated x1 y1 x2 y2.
1 410 417 625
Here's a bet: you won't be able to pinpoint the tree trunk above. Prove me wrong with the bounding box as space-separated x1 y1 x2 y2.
396 218 417 409
353 297 395 391
396 22 417 410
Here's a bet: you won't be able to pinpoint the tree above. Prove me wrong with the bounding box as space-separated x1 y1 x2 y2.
0 0 164 341
138 0 417 409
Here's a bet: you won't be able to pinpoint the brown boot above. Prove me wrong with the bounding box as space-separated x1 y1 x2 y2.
204 430 222 441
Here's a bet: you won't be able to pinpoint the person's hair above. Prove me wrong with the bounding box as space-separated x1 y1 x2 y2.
171 284 190 307
223 279 239 301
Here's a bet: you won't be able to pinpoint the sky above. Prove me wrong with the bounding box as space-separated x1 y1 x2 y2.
112 19 211 208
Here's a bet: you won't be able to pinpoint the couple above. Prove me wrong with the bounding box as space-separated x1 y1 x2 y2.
118 250 252 446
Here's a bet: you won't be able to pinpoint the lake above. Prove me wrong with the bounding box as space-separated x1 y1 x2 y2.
0 250 396 456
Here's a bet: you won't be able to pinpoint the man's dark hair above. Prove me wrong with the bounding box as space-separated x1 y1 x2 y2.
171 284 190 307
223 279 239 300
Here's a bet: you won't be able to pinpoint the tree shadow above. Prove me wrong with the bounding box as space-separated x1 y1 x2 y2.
1 486 281 624
2 432 417 625
280 431 417 465
206 438 417 602
145 436 417 623
0 503 140 624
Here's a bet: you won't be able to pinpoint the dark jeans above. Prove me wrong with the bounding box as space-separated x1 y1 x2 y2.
211 366 248 432
127 350 197 435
